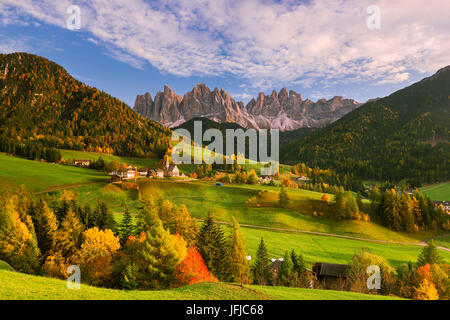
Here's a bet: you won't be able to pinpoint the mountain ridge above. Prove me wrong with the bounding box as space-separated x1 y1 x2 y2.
134 83 360 131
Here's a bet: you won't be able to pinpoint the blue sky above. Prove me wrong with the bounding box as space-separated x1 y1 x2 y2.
1 0 449 107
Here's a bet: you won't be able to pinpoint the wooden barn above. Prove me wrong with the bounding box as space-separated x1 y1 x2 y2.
312 262 348 289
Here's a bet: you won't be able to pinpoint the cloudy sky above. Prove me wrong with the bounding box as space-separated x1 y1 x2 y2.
1 0 449 106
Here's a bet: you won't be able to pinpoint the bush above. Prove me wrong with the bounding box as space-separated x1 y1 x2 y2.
347 250 396 295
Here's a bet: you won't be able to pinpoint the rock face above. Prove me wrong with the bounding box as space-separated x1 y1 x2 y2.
134 84 360 131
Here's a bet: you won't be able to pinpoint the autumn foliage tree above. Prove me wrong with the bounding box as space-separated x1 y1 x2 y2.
128 204 187 289
176 246 217 285
227 217 251 285
73 227 121 287
0 198 40 273
414 279 439 300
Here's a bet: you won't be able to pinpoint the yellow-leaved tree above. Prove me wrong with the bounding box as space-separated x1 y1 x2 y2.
0 198 40 273
228 217 251 285
414 279 439 300
73 227 120 287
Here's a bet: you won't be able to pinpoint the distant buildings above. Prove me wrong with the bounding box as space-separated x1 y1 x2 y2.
73 159 91 167
165 164 180 177
148 168 164 178
108 162 181 181
434 201 450 214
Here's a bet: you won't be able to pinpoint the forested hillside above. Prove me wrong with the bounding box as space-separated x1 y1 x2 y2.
0 53 171 159
281 67 450 186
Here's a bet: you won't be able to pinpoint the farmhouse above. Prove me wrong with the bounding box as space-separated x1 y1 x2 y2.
269 258 284 275
125 168 137 179
73 159 91 167
165 164 180 177
138 169 149 177
149 169 164 178
312 262 348 289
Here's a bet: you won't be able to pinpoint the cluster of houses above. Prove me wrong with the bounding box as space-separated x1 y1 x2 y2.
73 159 91 167
72 158 182 182
434 201 450 214
108 163 181 182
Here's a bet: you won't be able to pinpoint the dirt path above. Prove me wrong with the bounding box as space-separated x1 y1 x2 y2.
420 233 450 246
198 219 450 253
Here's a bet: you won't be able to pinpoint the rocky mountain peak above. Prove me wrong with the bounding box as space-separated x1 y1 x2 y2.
134 84 360 131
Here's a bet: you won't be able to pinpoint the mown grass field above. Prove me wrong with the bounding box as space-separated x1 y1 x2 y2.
121 179 434 243
432 235 450 249
60 149 160 169
239 227 450 268
0 260 14 271
0 153 109 192
0 270 401 300
419 182 450 201
62 179 450 268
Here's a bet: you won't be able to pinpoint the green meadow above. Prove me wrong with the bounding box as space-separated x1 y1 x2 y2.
0 260 14 271
432 235 450 249
419 182 450 201
0 153 109 192
127 179 434 243
0 270 401 300
239 227 450 268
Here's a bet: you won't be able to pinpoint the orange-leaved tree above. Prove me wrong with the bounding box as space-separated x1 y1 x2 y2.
176 246 217 285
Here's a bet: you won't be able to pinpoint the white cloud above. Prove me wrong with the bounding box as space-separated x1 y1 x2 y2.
231 92 254 101
376 72 409 85
1 0 449 90
0 36 29 53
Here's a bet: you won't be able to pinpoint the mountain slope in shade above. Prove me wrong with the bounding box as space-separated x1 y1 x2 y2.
0 52 171 158
175 117 317 147
281 66 450 185
134 84 359 131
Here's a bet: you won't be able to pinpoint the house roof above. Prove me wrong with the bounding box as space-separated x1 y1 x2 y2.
314 263 348 277
167 164 178 171
269 260 283 271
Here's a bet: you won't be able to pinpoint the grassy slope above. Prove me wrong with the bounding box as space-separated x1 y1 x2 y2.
60 149 159 169
0 260 14 271
240 227 450 268
419 182 450 201
65 181 450 267
0 270 401 300
0 153 109 192
432 235 450 249
250 286 402 300
125 179 434 243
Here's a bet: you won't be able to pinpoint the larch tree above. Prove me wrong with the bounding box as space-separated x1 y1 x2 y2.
227 217 251 285
0 198 40 273
278 186 290 208
30 199 58 257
